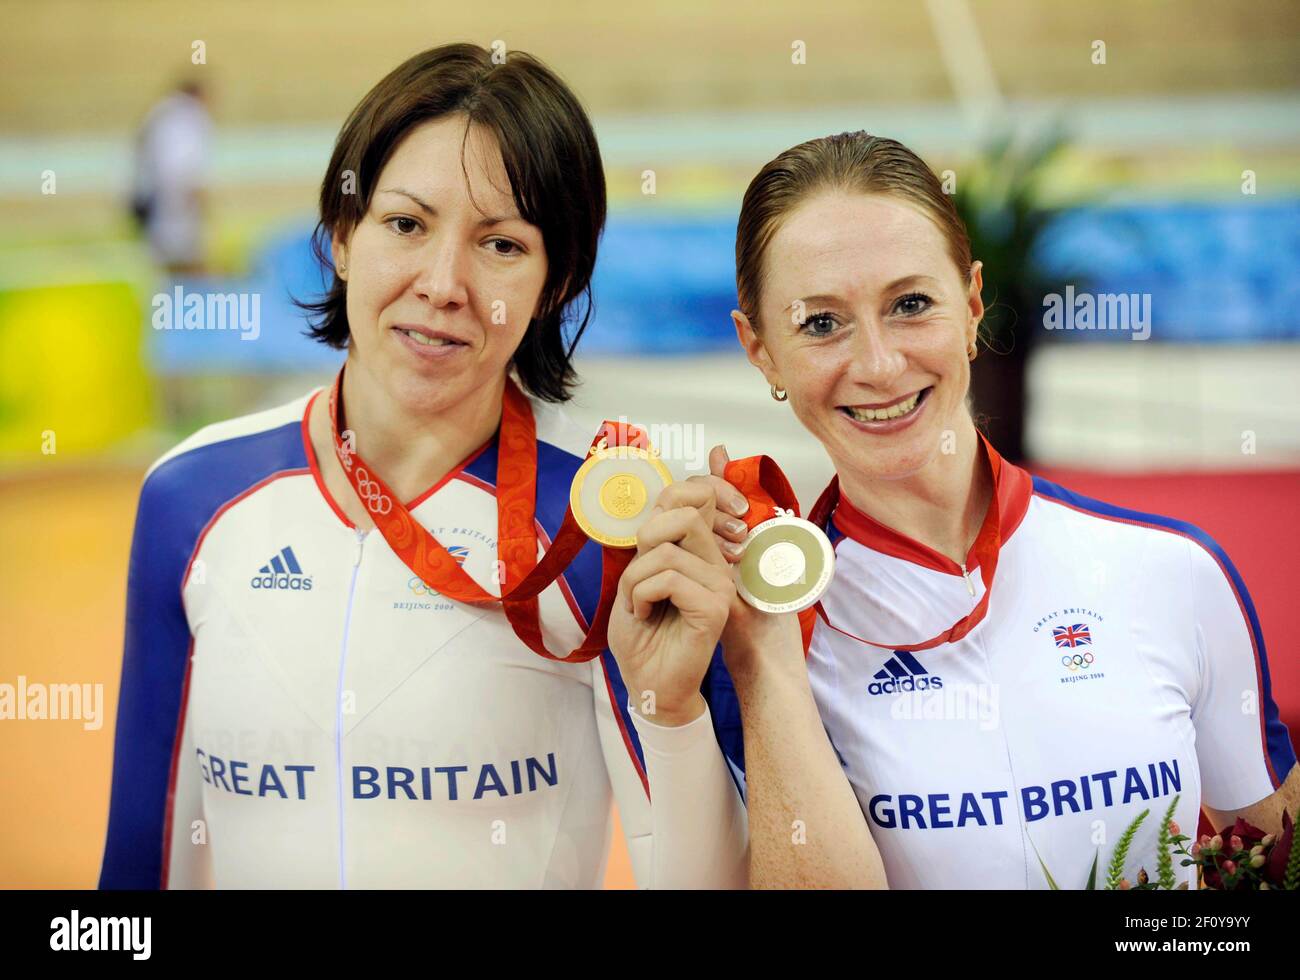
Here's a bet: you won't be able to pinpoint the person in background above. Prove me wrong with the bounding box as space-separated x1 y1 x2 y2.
131 79 212 276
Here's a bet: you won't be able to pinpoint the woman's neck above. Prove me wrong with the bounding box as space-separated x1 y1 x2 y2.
311 357 505 527
834 419 993 566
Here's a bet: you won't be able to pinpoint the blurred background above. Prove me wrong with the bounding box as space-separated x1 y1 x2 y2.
2 0 1298 888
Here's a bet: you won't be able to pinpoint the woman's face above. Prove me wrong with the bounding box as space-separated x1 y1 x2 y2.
332 114 548 414
735 191 983 483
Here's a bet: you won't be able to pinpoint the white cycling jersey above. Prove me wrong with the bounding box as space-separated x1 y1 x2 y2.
98 385 747 889
807 441 1295 889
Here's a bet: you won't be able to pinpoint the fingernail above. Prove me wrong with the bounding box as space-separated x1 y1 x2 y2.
723 540 744 558
724 518 747 535
729 496 749 516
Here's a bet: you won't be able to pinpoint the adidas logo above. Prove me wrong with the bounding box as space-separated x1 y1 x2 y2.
250 546 313 591
867 651 942 696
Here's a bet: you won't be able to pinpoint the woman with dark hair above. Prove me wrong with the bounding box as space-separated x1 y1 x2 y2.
697 131 1296 888
98 44 746 889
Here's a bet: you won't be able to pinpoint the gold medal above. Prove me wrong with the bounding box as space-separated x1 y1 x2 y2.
736 509 835 613
570 442 673 548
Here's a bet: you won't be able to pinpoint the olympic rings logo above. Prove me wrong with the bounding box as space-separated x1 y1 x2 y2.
354 467 392 515
1061 652 1096 671
408 576 437 596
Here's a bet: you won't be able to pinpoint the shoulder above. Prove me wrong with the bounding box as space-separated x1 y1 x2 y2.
126 390 321 602
147 390 313 477
1028 473 1242 596
1031 474 1191 547
138 389 317 523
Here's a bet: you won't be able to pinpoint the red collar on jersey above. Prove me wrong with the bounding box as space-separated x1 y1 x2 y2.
813 432 1033 576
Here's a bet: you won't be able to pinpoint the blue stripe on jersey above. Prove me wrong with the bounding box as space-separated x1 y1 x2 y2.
99 420 307 889
822 512 845 548
701 650 746 790
1032 474 1296 786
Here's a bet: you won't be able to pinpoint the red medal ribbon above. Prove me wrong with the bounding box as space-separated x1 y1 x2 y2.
727 438 1004 655
329 366 640 663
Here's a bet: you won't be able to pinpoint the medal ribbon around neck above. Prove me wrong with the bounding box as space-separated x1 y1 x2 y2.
804 440 1003 652
727 442 1003 655
328 366 639 663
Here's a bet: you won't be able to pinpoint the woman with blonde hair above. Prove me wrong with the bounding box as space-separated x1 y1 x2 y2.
699 131 1296 888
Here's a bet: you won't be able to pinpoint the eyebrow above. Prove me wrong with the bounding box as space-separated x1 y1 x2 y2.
782 274 943 313
377 186 521 226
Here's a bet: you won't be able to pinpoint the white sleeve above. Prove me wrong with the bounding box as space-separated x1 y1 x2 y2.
166 706 215 889
628 702 748 889
592 657 654 884
591 657 748 888
1187 536 1297 811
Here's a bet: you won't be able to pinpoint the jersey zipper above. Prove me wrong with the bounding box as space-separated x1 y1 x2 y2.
334 527 367 889
959 562 975 597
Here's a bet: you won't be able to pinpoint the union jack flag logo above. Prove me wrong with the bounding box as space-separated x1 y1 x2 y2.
1053 624 1092 648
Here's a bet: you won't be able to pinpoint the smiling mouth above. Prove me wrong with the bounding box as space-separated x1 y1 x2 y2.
839 386 932 422
394 326 466 348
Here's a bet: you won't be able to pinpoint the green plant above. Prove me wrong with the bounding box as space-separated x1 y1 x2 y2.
1037 795 1295 890
1285 826 1300 890
949 123 1079 462
950 124 1071 358
1105 808 1149 890
1155 795 1179 890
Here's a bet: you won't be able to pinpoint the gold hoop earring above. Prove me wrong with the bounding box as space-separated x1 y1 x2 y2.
771 384 788 402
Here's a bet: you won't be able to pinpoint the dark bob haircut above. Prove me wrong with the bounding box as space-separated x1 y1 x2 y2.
298 43 606 403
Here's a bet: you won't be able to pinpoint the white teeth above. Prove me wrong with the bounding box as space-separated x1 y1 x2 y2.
403 329 452 347
844 390 922 422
